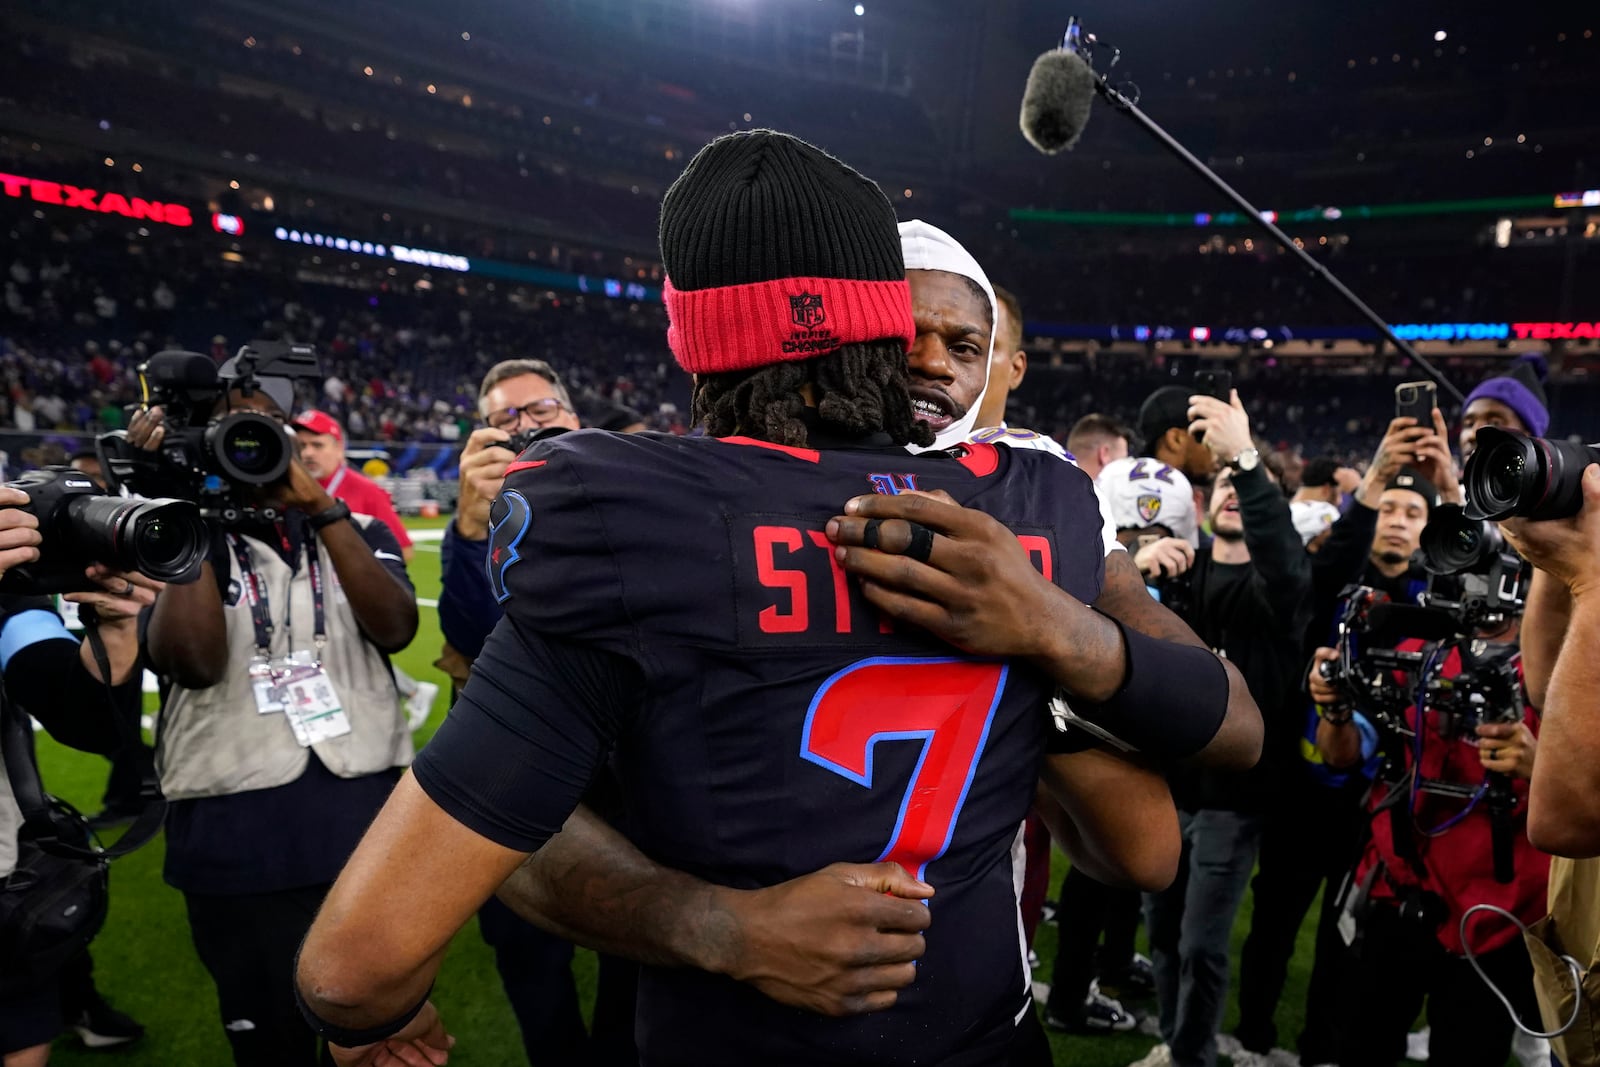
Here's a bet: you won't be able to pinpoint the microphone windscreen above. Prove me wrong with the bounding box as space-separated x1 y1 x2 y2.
1020 49 1097 154
143 351 218 389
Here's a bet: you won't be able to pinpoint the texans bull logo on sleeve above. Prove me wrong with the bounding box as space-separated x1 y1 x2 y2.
487 489 533 603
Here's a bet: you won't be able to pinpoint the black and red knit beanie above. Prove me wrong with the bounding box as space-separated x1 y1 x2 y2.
659 130 915 375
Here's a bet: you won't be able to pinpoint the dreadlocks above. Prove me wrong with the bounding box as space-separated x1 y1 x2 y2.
693 339 935 449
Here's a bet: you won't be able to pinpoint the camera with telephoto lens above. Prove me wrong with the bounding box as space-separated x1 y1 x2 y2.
99 341 321 526
1462 427 1600 521
0 468 207 595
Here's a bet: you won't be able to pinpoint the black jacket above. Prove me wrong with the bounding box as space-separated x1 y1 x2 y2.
1172 467 1314 812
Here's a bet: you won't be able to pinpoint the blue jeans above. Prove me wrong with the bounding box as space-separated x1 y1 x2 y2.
1144 809 1263 1067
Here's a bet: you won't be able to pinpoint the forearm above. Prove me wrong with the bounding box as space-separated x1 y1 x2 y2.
78 620 141 685
297 774 529 1028
1528 596 1600 855
496 805 735 971
147 562 227 687
315 517 419 652
1314 507 1377 602
1032 586 1127 703
1521 568 1572 712
438 526 499 660
1238 469 1313 617
1316 716 1363 769
454 505 488 543
1039 750 1180 891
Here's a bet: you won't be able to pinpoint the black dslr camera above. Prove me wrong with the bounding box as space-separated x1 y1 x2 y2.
0 468 207 595
99 341 321 525
1462 427 1600 521
506 425 571 457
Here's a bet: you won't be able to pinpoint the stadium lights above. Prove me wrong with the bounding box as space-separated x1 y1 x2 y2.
854 4 864 14
1434 29 1447 42
1011 193 1556 228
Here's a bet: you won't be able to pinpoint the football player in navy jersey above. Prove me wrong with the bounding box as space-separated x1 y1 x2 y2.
297 132 1261 1067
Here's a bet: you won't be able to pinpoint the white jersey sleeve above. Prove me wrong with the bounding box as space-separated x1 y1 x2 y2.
973 425 1123 557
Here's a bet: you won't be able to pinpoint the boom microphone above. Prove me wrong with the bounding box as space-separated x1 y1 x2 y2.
1019 49 1098 154
1015 16 1465 404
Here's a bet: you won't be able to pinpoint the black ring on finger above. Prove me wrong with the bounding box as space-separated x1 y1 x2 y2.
862 518 883 550
904 522 935 563
122 580 136 597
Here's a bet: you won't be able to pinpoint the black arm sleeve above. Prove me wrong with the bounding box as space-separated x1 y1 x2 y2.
5 640 134 756
1313 502 1379 604
1235 467 1313 626
411 615 644 853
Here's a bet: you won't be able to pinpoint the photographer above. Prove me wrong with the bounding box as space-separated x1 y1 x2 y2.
132 356 417 1067
1308 594 1548 1067
436 359 581 685
1232 452 1446 1065
0 486 160 1067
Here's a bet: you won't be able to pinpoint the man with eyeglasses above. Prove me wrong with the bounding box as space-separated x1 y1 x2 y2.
439 359 582 677
436 358 610 1065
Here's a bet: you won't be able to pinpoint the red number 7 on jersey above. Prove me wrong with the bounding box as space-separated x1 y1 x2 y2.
800 657 1009 883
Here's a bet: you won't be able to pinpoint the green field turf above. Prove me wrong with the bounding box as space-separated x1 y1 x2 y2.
35 517 1329 1067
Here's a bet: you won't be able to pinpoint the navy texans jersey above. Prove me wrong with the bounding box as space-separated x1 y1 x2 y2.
417 427 1110 1067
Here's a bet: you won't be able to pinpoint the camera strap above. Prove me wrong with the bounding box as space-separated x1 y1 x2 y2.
229 534 274 657
229 531 327 655
306 551 327 654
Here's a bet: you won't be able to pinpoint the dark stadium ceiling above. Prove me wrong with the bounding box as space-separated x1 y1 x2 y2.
1012 2 1585 76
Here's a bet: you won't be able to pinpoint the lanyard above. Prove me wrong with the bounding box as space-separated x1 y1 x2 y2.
325 466 347 497
228 530 327 657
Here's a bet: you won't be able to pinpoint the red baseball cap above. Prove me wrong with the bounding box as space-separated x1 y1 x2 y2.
293 409 344 441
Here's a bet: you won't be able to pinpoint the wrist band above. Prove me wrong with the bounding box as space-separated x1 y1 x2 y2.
293 978 432 1049
1069 616 1229 759
307 499 353 532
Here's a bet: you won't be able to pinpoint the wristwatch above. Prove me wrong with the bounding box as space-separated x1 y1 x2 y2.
1228 447 1261 473
307 499 353 532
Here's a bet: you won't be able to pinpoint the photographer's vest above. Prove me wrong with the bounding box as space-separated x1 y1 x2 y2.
0 772 16 878
156 519 413 799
